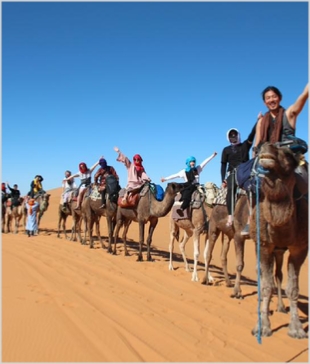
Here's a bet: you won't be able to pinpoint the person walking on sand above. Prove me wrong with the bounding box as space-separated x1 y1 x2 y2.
25 197 40 237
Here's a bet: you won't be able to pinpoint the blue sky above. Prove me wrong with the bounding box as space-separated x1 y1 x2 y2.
1 1 309 196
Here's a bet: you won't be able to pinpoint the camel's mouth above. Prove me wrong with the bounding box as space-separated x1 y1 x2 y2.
259 152 276 169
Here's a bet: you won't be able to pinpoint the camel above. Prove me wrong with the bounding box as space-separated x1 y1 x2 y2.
83 185 118 250
68 197 89 243
250 142 308 339
66 188 101 244
113 182 185 261
168 188 215 282
22 193 51 234
3 197 24 234
203 188 287 306
57 203 73 240
1 201 6 233
2 193 10 233
203 195 250 295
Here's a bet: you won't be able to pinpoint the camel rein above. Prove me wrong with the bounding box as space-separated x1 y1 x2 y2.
251 159 270 344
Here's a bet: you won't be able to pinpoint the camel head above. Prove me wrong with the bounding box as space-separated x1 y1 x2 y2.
259 142 299 177
165 182 186 196
257 142 300 225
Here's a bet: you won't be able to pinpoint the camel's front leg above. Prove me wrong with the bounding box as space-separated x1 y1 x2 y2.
146 218 158 262
286 247 308 339
122 220 131 256
168 220 179 270
252 248 273 337
179 231 191 272
220 234 232 287
191 230 200 282
231 234 245 298
202 232 218 285
137 221 145 261
273 249 286 313
112 221 122 255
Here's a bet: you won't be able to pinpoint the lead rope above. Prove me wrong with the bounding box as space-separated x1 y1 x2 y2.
255 173 262 344
253 160 270 344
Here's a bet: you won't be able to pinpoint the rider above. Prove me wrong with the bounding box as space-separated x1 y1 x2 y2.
2 183 9 203
6 182 21 208
161 152 217 215
221 122 257 228
61 170 77 210
94 158 119 208
114 146 151 203
64 157 102 210
29 175 44 198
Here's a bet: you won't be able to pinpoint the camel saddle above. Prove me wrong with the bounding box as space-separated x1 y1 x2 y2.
191 186 206 209
117 191 140 208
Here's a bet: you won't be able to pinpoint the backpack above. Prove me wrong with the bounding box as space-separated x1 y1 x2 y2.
204 182 219 206
154 184 165 201
106 174 121 203
149 183 165 201
236 158 263 194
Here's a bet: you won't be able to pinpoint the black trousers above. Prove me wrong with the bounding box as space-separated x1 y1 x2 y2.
180 184 197 210
226 173 237 215
101 189 106 205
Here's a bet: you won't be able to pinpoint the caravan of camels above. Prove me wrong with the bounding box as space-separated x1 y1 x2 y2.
2 139 308 343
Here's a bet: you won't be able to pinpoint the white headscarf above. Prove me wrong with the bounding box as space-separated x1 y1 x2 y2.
227 128 241 146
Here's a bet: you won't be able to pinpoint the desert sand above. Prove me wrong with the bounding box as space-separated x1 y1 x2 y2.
2 187 309 362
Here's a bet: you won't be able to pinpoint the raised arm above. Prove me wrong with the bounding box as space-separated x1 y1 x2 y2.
89 157 102 173
286 84 309 129
161 170 185 183
199 152 217 170
65 173 79 181
114 146 131 168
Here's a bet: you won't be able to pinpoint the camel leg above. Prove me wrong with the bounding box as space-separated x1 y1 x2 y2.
273 249 286 313
95 216 104 249
14 217 18 234
191 230 201 282
106 217 113 251
179 231 191 272
63 216 69 239
122 220 131 256
70 220 76 241
145 218 158 262
57 214 62 238
36 213 42 235
137 221 145 262
231 233 245 298
202 229 219 285
220 233 232 287
88 216 95 248
112 220 123 255
286 246 308 339
252 247 274 337
168 220 179 271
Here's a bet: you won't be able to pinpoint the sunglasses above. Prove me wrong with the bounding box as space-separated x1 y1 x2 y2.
134 158 141 162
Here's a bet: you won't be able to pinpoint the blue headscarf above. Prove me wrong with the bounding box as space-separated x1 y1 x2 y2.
185 156 196 172
99 158 107 169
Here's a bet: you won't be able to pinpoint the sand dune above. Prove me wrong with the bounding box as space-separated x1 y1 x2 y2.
2 187 308 362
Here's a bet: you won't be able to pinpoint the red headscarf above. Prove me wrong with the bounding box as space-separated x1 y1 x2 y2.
79 162 87 173
133 154 145 172
1 183 6 192
28 198 35 215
